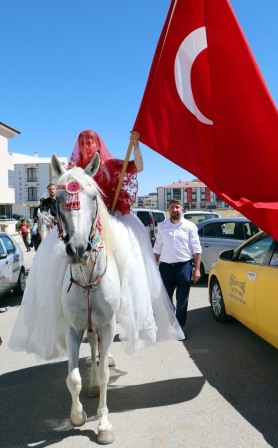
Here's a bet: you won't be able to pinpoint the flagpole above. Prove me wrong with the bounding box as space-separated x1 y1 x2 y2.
110 139 135 215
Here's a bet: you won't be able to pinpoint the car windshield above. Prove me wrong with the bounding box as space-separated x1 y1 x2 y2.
237 235 274 264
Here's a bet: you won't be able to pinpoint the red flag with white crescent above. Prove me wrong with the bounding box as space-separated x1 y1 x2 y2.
133 0 278 240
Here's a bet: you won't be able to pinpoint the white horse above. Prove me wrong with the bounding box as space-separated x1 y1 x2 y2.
52 153 121 445
37 208 54 241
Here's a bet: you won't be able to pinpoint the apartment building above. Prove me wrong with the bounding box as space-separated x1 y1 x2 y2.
157 179 232 211
11 153 68 218
136 193 158 209
0 122 20 218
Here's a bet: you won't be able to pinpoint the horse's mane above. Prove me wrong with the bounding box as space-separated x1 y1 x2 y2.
58 166 113 255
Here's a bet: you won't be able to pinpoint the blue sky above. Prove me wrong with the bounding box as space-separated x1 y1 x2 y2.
1 0 277 195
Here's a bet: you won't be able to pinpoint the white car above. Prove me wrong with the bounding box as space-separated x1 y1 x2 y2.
0 231 26 297
196 217 260 280
131 208 166 246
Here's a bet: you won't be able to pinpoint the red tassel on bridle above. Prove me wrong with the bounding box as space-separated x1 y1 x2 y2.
65 191 80 211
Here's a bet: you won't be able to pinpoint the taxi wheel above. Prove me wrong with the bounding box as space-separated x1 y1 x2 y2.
210 278 229 322
15 269 26 295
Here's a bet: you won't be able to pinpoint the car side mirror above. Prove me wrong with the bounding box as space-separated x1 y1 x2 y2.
0 253 7 260
219 249 234 261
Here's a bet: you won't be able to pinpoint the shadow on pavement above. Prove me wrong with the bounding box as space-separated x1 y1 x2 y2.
0 355 205 448
185 305 278 447
0 291 22 308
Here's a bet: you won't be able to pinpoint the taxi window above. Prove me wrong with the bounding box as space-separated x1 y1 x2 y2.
1 235 16 254
237 236 273 265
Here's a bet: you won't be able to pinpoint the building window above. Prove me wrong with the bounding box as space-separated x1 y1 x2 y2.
166 188 172 199
191 187 197 201
200 202 206 208
27 168 37 182
173 188 181 200
28 187 37 201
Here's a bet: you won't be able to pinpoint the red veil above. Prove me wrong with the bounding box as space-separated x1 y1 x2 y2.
69 130 138 215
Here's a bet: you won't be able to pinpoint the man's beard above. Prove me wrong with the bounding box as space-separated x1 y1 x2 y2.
170 213 181 222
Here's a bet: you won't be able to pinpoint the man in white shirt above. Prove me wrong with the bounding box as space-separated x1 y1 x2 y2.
153 200 202 339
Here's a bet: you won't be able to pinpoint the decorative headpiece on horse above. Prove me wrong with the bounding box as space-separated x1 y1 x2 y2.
56 180 81 211
56 179 103 242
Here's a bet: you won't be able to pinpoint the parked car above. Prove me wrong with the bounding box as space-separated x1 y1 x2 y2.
208 231 278 349
184 210 220 224
131 208 166 246
0 215 16 221
0 231 26 297
197 217 259 280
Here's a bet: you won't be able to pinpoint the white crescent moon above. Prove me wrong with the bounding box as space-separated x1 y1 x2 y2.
174 26 213 125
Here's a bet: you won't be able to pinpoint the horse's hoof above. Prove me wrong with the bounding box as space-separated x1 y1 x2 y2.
108 356 116 368
87 385 100 397
70 410 87 427
98 428 115 445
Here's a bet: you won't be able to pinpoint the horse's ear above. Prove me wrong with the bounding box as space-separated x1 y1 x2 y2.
51 154 66 177
84 153 101 178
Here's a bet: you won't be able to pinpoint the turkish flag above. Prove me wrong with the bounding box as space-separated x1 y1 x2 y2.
133 0 278 240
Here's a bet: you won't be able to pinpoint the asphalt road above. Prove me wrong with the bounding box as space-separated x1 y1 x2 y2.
0 240 278 448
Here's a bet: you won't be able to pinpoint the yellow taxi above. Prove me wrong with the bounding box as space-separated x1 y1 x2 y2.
208 231 278 349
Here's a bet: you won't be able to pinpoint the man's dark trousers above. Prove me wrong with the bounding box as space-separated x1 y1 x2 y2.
159 260 193 327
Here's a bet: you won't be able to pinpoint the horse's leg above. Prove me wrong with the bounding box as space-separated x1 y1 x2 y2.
98 337 116 367
108 352 116 368
97 324 115 445
66 327 87 426
87 330 100 398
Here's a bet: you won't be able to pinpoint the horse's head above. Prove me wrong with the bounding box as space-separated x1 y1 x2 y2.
52 153 102 266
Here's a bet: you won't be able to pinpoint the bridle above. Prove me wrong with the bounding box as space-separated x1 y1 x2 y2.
56 179 107 332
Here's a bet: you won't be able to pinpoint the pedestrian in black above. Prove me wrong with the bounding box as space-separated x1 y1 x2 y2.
41 184 57 224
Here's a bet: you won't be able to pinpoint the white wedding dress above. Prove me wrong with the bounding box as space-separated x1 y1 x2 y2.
9 211 183 360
